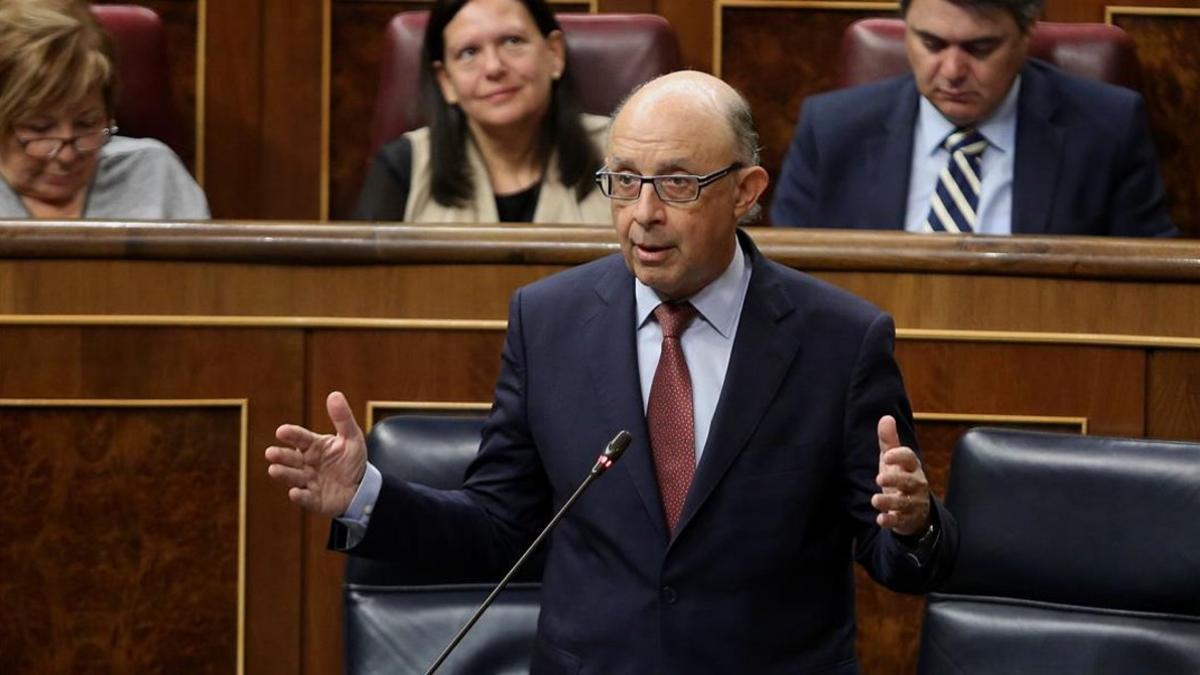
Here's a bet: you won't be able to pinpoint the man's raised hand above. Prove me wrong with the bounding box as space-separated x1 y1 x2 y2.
264 391 368 517
870 414 931 536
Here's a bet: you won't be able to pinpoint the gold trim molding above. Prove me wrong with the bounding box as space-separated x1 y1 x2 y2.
0 397 248 675
195 0 207 186
366 400 491 427
713 0 899 78
915 411 1088 434
5 314 1200 350
1106 5 1200 23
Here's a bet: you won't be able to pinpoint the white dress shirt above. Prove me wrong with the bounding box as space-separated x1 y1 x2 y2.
904 76 1021 235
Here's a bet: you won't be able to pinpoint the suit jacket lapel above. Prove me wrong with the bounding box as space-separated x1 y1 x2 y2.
1012 63 1063 234
582 259 667 537
867 78 920 230
672 233 801 540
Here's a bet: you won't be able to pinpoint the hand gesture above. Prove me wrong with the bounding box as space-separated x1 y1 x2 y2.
870 415 931 536
264 391 368 517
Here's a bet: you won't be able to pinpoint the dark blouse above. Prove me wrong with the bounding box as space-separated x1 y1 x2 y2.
354 135 541 223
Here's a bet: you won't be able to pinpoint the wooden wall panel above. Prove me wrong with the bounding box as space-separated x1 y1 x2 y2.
304 328 507 674
1148 349 1200 441
261 0 325 219
202 0 265 218
0 404 240 673
95 0 200 172
7 227 1200 673
329 1 430 221
717 3 898 220
1110 10 1200 240
856 341 1142 671
0 326 306 675
899 341 1145 436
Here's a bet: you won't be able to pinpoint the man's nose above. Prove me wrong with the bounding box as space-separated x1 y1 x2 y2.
631 181 665 224
938 48 969 82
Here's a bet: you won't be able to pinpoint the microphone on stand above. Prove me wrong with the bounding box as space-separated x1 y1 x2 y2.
424 430 633 675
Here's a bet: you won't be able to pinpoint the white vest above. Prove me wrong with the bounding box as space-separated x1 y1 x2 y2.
403 113 612 225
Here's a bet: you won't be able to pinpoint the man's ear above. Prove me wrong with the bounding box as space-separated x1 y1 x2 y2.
732 165 769 220
433 61 458 104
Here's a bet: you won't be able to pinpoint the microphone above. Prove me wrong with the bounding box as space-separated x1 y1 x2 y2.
425 430 632 675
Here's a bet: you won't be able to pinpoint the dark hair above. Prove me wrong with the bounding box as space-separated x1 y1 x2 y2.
421 0 601 208
900 0 1044 32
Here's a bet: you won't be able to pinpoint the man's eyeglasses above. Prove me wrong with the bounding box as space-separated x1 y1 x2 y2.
594 162 742 203
16 125 119 160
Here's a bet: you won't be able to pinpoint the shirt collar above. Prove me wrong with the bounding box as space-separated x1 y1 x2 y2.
635 235 748 339
917 74 1021 155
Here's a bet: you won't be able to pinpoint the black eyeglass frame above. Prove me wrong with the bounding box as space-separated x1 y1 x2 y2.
15 125 120 160
593 162 743 203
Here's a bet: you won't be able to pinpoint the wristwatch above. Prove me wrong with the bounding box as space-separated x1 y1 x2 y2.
896 520 939 567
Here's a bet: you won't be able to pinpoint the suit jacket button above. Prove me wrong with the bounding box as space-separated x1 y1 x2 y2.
661 586 678 604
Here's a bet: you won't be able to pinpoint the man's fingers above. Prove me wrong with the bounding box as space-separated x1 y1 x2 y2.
264 444 306 468
288 487 320 511
872 492 919 513
267 463 311 489
876 470 924 493
877 415 901 458
276 424 317 450
326 391 363 441
880 447 921 473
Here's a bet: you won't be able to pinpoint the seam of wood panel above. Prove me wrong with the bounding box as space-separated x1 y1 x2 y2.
365 400 492 427
196 0 208 185
712 0 900 78
4 314 1200 349
915 411 1088 434
0 314 508 330
896 328 1200 349
0 397 248 674
320 0 332 221
359 404 1088 433
1105 5 1200 23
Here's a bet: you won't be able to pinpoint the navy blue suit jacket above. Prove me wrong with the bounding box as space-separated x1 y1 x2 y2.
345 232 957 674
770 60 1176 236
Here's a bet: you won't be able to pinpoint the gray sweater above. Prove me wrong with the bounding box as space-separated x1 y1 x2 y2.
0 136 209 219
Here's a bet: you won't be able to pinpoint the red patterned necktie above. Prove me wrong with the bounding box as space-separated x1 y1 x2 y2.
647 301 698 534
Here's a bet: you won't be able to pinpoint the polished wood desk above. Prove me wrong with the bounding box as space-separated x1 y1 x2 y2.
3 222 1199 674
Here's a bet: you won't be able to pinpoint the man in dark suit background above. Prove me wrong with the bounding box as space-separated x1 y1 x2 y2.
266 71 957 674
770 0 1176 236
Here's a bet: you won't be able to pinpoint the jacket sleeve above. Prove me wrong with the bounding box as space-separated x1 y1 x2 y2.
842 312 959 593
330 288 552 581
1109 94 1177 237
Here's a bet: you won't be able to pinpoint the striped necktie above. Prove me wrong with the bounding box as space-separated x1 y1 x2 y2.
924 128 988 233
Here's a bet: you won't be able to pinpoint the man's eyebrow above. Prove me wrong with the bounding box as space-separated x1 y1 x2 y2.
912 28 1003 48
913 28 947 43
607 157 696 174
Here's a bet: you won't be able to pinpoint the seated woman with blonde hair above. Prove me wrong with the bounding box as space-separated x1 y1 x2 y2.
355 0 608 224
0 0 208 219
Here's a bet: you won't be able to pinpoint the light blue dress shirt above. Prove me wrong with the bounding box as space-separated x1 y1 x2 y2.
635 237 752 463
904 77 1020 235
339 237 754 537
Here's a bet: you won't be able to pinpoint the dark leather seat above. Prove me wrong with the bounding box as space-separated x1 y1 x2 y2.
344 413 540 675
368 11 682 156
917 427 1200 674
838 18 1142 90
91 5 180 154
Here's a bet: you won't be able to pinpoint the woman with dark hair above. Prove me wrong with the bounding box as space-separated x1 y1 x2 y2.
355 0 609 224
